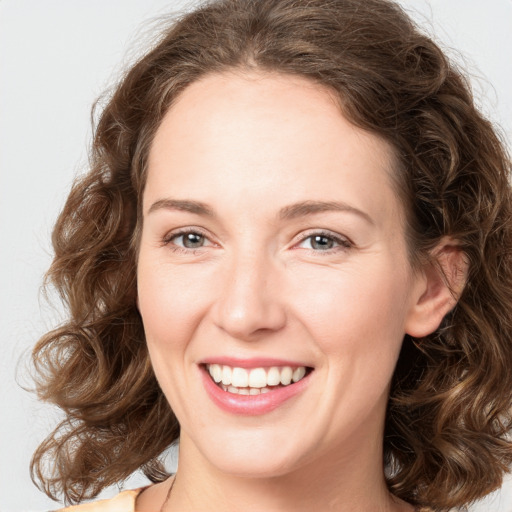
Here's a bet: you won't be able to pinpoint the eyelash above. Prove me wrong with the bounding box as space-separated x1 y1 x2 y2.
162 228 352 255
295 230 352 254
162 227 211 254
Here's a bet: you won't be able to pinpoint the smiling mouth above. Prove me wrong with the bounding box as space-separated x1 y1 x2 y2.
205 363 312 395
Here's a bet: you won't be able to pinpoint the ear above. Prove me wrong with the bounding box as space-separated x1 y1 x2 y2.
405 238 468 338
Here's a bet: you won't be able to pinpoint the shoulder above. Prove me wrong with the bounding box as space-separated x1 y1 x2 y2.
52 488 145 512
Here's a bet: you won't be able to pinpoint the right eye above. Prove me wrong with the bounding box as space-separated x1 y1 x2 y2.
172 232 207 249
163 228 214 252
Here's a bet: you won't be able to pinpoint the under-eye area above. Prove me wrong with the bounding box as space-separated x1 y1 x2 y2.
204 364 314 395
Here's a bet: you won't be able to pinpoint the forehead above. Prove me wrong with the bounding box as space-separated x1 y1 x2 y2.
145 71 401 230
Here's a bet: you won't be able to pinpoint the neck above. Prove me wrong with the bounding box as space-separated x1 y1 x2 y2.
162 434 412 512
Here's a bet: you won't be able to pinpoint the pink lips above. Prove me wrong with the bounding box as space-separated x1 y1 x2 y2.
200 360 312 416
201 356 308 368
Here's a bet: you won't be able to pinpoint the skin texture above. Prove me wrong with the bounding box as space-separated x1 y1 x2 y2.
136 72 456 511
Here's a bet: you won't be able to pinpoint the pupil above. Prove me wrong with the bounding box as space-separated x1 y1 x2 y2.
312 235 333 250
184 233 203 248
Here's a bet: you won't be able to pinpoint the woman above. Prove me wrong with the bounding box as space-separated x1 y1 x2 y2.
31 0 512 511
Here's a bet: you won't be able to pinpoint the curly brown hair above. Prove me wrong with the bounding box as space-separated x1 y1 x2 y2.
31 0 512 510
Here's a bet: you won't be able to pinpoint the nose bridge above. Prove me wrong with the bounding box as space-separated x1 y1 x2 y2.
213 244 286 339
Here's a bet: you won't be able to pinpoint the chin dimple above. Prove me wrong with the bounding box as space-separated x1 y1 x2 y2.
206 364 308 394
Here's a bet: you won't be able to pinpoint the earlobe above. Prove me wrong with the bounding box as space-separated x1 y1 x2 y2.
405 239 468 338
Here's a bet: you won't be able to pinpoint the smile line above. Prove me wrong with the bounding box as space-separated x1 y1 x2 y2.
205 363 312 394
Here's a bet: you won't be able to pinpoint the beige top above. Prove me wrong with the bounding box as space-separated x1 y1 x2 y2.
55 488 144 512
53 486 426 511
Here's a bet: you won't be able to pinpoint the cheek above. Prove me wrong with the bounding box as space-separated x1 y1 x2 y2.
137 258 213 349
290 263 410 362
137 258 213 409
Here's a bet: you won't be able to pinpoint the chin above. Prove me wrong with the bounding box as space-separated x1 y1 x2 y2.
191 427 311 479
214 453 303 480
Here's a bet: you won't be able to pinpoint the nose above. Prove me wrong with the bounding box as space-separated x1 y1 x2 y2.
211 250 287 341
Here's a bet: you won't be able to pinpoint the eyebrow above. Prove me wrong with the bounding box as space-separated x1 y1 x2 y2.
147 199 215 217
147 198 373 225
278 200 374 225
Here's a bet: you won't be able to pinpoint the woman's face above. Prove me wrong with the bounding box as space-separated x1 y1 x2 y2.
137 72 426 478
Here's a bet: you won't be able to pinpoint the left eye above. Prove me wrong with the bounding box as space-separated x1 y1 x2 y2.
169 231 208 249
298 233 349 251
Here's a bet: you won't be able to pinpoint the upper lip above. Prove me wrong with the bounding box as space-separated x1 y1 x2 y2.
200 356 312 369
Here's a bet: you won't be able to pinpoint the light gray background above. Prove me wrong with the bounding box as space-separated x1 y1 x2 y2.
1 1 511 511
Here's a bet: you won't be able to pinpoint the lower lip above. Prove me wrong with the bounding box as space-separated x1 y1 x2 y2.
201 366 311 416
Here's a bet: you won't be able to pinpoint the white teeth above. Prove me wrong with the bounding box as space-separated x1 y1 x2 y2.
208 364 308 392
292 366 306 383
221 384 273 395
232 367 249 387
266 367 281 386
221 365 232 385
210 364 222 383
280 366 293 385
248 367 267 388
